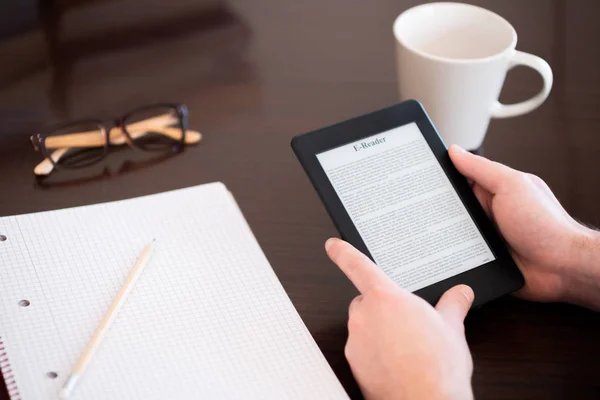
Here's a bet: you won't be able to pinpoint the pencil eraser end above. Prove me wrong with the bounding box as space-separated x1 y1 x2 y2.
58 388 70 400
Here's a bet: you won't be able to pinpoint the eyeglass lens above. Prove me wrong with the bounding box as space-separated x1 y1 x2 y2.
43 121 108 168
123 105 184 152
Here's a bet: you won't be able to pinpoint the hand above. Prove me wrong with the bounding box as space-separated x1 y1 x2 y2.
449 145 600 309
325 238 474 400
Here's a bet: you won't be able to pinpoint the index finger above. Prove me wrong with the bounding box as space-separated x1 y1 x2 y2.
325 238 395 294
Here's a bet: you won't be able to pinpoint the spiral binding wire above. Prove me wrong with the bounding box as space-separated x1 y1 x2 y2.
0 336 20 400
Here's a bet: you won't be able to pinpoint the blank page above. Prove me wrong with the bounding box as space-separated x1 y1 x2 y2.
0 183 348 400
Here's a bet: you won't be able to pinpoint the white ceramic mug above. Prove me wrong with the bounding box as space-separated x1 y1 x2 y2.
393 2 553 150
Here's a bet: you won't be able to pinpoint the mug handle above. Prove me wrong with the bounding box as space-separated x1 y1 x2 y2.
491 50 553 118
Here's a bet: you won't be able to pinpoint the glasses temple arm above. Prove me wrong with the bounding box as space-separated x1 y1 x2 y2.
44 114 179 149
34 128 202 176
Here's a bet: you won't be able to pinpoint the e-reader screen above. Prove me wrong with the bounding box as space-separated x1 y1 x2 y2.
316 122 496 292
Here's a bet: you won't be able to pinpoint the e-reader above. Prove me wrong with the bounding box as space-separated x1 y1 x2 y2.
291 100 524 307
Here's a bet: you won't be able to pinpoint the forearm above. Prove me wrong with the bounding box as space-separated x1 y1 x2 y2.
562 227 600 310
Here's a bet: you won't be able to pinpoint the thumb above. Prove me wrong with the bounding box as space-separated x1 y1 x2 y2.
435 285 474 331
448 145 515 194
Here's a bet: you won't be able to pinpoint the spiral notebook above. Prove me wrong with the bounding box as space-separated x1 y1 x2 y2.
0 183 348 400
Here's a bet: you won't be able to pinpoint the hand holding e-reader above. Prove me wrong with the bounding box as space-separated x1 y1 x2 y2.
292 100 524 307
325 237 475 400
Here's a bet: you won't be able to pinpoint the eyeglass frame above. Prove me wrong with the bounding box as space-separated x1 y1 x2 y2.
30 103 189 170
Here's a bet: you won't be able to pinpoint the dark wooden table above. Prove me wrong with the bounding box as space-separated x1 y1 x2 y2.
1 0 599 398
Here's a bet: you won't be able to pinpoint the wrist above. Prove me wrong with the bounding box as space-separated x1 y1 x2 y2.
398 368 473 400
402 382 473 400
561 226 600 309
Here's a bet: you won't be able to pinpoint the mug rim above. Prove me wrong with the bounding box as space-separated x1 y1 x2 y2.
393 2 518 64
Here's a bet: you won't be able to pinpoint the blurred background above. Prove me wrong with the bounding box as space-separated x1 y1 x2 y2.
0 0 255 132
1 1 598 225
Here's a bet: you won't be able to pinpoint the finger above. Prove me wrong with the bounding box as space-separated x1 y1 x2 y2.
348 295 364 317
435 285 474 331
448 145 516 194
325 238 394 294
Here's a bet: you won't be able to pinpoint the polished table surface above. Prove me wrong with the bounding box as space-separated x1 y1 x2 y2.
1 0 600 398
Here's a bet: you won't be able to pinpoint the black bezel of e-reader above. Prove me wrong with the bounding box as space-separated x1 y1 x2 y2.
291 100 524 308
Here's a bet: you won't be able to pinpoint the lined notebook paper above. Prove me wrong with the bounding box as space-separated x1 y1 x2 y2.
0 183 348 400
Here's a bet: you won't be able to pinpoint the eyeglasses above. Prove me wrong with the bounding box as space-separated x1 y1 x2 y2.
30 103 202 176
